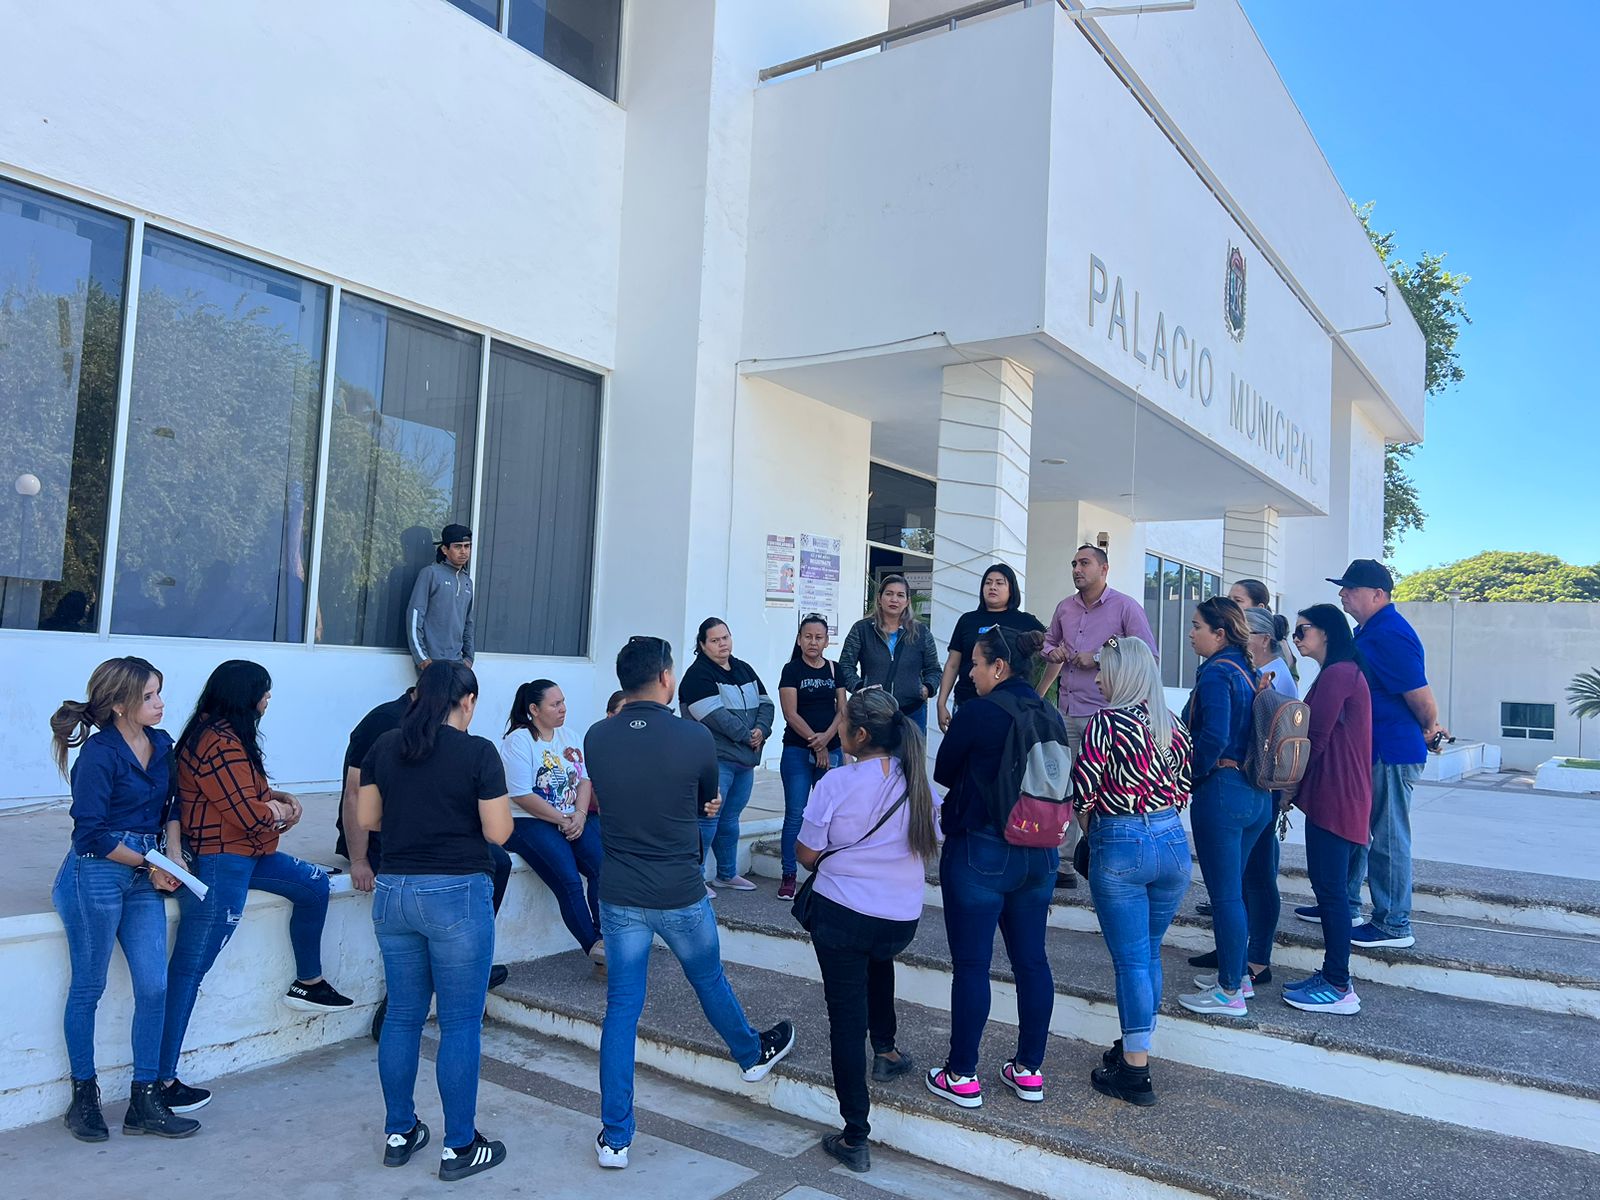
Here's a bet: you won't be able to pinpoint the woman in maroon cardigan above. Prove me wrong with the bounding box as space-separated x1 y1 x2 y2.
1282 604 1373 1014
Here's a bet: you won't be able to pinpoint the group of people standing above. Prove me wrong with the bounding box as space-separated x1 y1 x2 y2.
47 518 1444 1176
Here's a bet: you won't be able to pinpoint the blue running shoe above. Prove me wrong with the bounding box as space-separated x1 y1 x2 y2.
1283 972 1360 1014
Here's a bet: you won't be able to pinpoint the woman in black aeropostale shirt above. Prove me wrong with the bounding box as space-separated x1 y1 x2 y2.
936 562 1046 733
358 661 514 1182
776 613 847 899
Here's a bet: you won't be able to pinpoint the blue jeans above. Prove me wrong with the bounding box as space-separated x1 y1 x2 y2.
374 872 495 1149
905 702 928 733
159 851 330 1079
1349 760 1422 938
939 830 1057 1076
701 761 755 881
1189 769 1272 991
504 816 602 952
1306 821 1361 987
52 833 170 1083
1088 810 1192 1054
599 899 761 1149
779 744 842 877
1243 809 1281 966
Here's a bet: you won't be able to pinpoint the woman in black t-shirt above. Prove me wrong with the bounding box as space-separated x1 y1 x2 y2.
936 562 1046 733
357 661 514 1182
776 614 847 899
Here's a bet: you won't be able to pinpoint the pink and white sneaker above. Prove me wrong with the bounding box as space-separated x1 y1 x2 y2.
1000 1060 1044 1103
925 1066 983 1109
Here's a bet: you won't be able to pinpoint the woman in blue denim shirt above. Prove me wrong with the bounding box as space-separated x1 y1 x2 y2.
49 657 200 1142
1177 597 1272 1017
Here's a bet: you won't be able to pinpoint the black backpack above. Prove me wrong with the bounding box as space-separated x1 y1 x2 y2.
981 690 1075 847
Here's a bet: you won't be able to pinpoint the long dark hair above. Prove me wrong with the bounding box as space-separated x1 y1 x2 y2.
845 689 938 863
978 562 1021 611
402 661 479 762
1232 578 1271 608
790 613 830 663
50 657 163 777
505 678 558 737
1297 604 1365 670
975 626 1045 680
1195 596 1251 657
694 617 728 657
179 659 273 775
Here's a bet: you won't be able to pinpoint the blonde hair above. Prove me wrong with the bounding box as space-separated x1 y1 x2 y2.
1096 637 1174 752
50 657 163 777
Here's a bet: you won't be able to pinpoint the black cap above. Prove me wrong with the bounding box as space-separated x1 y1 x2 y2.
438 523 473 545
1326 558 1393 592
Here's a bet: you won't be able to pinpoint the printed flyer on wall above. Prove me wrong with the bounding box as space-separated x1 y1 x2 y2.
765 534 797 606
798 533 842 636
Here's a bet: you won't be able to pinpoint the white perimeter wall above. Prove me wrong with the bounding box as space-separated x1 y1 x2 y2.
1399 602 1600 771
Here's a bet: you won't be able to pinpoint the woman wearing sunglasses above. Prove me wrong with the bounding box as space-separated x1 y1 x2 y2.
1280 605 1372 1014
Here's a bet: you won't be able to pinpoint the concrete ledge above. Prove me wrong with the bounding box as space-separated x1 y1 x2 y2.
1421 741 1495 782
1536 759 1600 794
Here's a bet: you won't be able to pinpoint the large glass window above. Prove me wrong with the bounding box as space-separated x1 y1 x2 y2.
475 343 601 656
444 0 499 29
112 233 327 641
509 0 622 99
0 179 130 633
1501 702 1556 741
866 463 936 621
1143 552 1222 688
318 296 480 649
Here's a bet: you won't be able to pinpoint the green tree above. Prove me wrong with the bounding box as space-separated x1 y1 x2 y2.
1355 202 1471 559
1572 668 1600 758
1392 551 1600 602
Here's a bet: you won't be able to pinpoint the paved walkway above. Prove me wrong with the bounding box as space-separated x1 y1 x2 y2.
0 1022 1028 1200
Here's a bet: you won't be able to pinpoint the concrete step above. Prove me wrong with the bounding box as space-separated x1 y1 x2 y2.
749 840 1600 1017
490 952 1600 1200
705 885 1600 1154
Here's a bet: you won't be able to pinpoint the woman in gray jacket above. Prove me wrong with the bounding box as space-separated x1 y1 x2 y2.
838 575 942 734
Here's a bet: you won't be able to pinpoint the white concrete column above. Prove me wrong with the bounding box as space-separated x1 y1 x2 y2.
931 360 1034 649
1222 506 1282 601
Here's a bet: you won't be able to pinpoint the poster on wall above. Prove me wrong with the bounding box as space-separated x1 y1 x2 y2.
765 535 797 607
798 533 842 637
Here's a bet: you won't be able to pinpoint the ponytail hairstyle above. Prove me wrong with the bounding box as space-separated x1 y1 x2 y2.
1297 603 1365 671
1194 596 1252 657
505 678 559 738
401 661 479 762
1095 636 1174 753
1231 578 1272 609
974 625 1046 682
844 688 939 863
790 612 830 663
178 659 273 775
872 574 920 644
694 617 729 657
50 656 163 777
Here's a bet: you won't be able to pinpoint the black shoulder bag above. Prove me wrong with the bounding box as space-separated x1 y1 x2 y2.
791 792 908 932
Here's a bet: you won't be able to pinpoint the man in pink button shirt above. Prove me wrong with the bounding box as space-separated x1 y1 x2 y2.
1036 545 1159 884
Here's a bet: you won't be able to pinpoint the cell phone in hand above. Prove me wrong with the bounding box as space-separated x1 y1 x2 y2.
1428 732 1456 752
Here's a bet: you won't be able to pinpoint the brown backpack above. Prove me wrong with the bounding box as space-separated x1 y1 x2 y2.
1218 659 1311 791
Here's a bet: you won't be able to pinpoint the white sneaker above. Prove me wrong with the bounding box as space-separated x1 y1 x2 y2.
595 1132 628 1169
1193 972 1254 999
1178 987 1248 1017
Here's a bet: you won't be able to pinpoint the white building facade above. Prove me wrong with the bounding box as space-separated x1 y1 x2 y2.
0 0 1424 801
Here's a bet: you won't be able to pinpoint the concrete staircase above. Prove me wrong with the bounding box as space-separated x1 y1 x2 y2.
489 837 1600 1199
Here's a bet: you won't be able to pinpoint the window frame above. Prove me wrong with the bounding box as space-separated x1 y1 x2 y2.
1500 701 1556 741
1142 551 1224 689
0 171 606 661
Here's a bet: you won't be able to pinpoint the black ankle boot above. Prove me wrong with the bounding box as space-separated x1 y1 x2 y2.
1101 1038 1125 1069
1091 1059 1156 1107
122 1080 201 1138
64 1078 108 1142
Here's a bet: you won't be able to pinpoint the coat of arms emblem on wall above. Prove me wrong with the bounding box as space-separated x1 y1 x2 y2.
1224 244 1247 341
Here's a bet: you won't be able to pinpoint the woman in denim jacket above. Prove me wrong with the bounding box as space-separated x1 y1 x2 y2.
1177 597 1272 1017
49 656 199 1142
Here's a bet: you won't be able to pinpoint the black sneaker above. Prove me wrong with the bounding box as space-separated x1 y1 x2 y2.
871 1050 915 1081
1195 900 1213 917
384 1118 429 1167
1188 948 1219 969
160 1079 212 1113
488 964 510 990
1091 1060 1156 1107
821 1132 870 1173
284 979 354 1012
742 1021 795 1081
1054 872 1078 890
1101 1038 1124 1069
439 1131 506 1182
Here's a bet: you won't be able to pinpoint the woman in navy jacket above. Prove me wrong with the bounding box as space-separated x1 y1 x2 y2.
1177 597 1271 1017
49 657 199 1142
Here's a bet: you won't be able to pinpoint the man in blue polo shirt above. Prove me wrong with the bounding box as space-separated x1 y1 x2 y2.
1328 559 1449 950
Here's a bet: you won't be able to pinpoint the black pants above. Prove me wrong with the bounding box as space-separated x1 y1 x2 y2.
368 840 513 915
809 893 918 1141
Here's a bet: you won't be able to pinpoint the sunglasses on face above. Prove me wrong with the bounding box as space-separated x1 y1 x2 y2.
1292 624 1313 641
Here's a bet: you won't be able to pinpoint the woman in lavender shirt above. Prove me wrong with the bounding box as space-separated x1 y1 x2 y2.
796 688 940 1175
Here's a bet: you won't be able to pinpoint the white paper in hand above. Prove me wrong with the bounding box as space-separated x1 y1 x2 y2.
144 849 209 901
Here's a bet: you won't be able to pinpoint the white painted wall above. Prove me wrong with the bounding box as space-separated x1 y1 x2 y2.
0 866 570 1133
1398 602 1600 771
1144 520 1226 576
1024 500 1143 622
0 0 626 368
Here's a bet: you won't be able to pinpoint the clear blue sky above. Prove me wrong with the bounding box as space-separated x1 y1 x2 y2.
1242 0 1599 576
